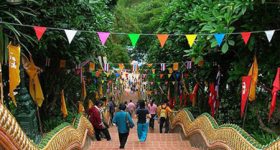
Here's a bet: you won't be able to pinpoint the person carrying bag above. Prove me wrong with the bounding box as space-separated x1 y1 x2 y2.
113 103 134 149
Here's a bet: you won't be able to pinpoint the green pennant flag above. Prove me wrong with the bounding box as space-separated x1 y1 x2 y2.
152 74 156 78
157 82 160 85
128 33 140 47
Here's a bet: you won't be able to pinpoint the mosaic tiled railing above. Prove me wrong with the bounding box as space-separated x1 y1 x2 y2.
0 104 94 150
170 108 280 150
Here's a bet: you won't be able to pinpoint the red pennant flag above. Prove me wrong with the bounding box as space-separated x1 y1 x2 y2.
157 34 169 48
33 26 47 41
241 32 251 45
269 68 280 121
208 83 217 117
160 74 164 79
241 76 252 118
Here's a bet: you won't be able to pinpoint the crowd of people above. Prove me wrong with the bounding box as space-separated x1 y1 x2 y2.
87 97 173 149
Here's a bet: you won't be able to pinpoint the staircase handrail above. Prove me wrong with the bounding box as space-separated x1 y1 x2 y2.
170 108 280 150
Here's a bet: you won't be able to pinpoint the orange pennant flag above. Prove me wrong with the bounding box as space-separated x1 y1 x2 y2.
152 69 156 74
168 68 173 74
147 63 153 67
60 60 66 68
119 63 124 70
81 78 87 101
248 56 258 101
78 101 85 113
61 90 68 118
89 62 95 72
160 74 164 79
173 63 179 71
157 34 169 48
8 43 21 106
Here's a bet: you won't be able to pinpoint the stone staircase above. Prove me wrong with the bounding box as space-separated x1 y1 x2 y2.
89 123 198 150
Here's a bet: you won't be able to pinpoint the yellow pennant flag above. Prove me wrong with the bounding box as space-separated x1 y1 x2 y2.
8 43 21 106
248 56 258 101
22 55 44 107
173 63 179 71
61 90 68 118
168 74 172 78
89 62 95 72
186 34 197 47
81 78 87 101
78 101 85 113
88 100 94 109
99 84 103 97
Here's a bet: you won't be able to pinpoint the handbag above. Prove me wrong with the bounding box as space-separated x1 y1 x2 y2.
125 112 133 129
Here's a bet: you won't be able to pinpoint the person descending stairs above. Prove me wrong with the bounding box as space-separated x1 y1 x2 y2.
90 116 198 150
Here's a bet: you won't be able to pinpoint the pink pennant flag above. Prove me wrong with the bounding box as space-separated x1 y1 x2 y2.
241 32 251 45
97 32 110 45
33 26 47 41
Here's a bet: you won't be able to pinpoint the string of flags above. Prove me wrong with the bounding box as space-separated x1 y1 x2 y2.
0 21 278 48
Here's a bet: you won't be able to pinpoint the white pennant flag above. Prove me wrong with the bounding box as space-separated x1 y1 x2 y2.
64 30 77 44
265 30 275 42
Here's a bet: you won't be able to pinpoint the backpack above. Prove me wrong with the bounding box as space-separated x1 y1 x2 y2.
160 106 167 118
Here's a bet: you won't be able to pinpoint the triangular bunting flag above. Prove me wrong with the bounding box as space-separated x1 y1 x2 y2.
157 82 160 85
214 33 225 46
165 81 168 85
97 32 110 45
168 68 173 74
64 30 77 44
186 34 197 47
241 32 251 45
265 30 275 42
33 26 47 41
172 81 175 85
160 74 164 79
157 34 169 48
128 33 140 47
147 63 153 67
168 74 172 78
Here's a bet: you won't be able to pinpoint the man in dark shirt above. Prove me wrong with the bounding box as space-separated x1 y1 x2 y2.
136 100 151 142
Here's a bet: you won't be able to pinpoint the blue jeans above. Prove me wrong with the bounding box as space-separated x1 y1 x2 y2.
137 123 148 142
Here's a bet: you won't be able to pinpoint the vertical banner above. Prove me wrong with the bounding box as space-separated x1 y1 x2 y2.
269 68 280 121
60 60 66 68
173 63 179 71
241 76 252 118
8 43 21 106
89 62 95 72
160 63 166 71
61 90 68 118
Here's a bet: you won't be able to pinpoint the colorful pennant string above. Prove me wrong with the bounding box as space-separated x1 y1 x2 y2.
241 32 251 45
97 32 110 45
33 26 47 41
64 30 77 44
157 34 169 48
214 33 225 46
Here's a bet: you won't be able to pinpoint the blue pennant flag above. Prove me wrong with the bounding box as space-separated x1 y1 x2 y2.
214 34 225 47
176 72 181 80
